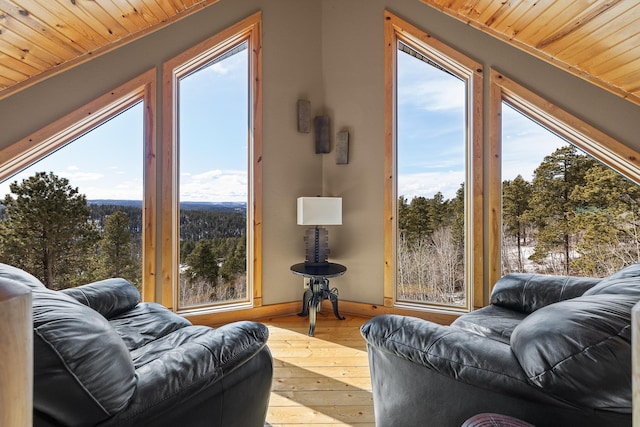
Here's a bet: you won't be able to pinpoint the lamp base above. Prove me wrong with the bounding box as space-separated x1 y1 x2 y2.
304 226 330 264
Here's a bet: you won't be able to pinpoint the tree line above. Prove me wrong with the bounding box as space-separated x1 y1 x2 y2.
502 145 640 277
0 171 247 297
398 145 640 304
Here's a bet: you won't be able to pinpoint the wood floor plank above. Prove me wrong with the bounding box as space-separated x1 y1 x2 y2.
263 314 374 426
272 376 372 391
269 347 366 357
273 365 372 378
270 390 373 407
266 405 375 425
273 355 369 367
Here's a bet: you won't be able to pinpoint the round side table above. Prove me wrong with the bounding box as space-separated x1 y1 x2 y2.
290 262 346 336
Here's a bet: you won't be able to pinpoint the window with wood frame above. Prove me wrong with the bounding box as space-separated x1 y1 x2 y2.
162 12 262 313
489 70 640 288
383 11 483 312
0 70 156 299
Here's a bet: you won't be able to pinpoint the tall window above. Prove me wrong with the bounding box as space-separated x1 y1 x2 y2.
384 11 483 311
162 13 262 312
0 71 156 297
501 103 566 275
502 102 640 278
490 69 640 286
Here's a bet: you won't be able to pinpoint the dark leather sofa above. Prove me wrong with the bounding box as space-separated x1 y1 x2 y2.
361 264 640 427
0 263 272 427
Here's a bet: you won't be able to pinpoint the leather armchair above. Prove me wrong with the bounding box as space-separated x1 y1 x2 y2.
0 263 272 427
361 264 640 427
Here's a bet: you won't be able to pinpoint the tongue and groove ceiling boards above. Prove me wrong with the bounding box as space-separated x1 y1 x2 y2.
0 0 220 100
1 1 639 106
421 0 640 107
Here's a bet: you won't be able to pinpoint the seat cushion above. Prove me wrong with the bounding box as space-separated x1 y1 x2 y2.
510 294 635 412
452 305 527 345
109 302 192 351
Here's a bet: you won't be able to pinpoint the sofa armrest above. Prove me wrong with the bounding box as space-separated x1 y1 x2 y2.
61 278 140 318
490 273 600 313
361 315 529 394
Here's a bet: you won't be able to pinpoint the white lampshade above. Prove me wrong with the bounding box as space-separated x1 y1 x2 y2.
297 197 342 225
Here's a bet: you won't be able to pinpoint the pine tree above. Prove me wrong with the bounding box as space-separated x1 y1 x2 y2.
570 164 640 276
184 239 219 286
527 146 596 274
450 183 465 247
397 196 410 238
404 196 431 244
0 172 99 289
220 236 246 282
98 211 140 286
502 175 532 271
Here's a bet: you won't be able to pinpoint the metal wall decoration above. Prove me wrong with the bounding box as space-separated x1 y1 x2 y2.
336 130 349 164
297 99 311 133
314 116 330 153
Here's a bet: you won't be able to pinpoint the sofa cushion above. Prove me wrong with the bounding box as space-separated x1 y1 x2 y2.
109 302 192 351
490 273 599 313
510 294 634 411
61 278 141 318
583 263 640 296
452 305 527 345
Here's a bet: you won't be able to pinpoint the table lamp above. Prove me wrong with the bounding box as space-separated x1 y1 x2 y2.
297 197 342 265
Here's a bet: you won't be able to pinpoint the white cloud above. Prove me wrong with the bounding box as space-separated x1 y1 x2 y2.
180 169 247 202
502 107 568 181
209 62 230 75
81 181 143 200
398 77 465 112
61 171 104 182
398 170 464 200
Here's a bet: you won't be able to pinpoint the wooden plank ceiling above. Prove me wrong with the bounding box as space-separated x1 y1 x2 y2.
0 1 639 107
421 0 640 107
0 0 219 100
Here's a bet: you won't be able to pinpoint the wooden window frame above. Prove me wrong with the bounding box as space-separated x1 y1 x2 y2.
383 11 483 312
161 12 262 313
0 69 157 300
488 69 640 289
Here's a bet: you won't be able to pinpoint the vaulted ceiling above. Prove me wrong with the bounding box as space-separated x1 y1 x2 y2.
0 0 220 100
1 0 639 106
421 0 640 107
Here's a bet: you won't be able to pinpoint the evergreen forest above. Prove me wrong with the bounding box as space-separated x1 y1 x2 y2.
2 144 638 308
0 171 247 307
398 145 640 305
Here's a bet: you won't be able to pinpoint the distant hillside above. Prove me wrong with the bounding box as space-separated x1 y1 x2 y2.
88 200 247 241
88 200 247 213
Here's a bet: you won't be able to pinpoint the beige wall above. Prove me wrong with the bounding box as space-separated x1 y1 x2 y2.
1 0 639 306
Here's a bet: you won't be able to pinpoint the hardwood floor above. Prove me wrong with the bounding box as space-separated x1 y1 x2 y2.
262 309 374 426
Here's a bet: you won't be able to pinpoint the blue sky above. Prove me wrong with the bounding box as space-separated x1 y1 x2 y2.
0 45 566 204
397 50 566 200
0 47 249 203
501 103 567 183
178 45 248 203
0 103 144 200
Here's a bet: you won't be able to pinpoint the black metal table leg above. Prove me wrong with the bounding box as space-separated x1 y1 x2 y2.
308 292 319 336
329 287 345 320
297 287 313 317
